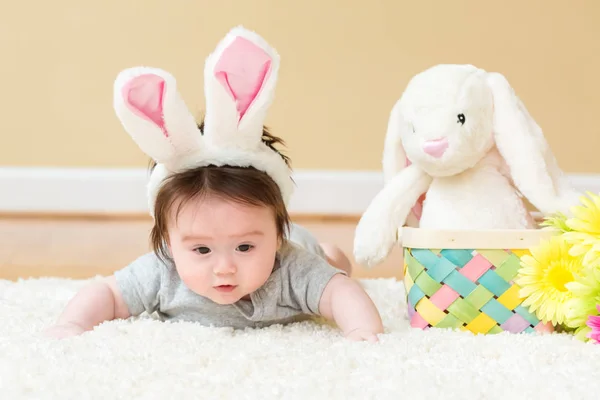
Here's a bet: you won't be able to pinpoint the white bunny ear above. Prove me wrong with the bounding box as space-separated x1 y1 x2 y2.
382 99 410 185
114 67 202 168
381 99 426 224
486 72 581 215
202 26 279 147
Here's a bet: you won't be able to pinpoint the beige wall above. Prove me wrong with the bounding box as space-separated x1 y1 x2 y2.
1 1 599 172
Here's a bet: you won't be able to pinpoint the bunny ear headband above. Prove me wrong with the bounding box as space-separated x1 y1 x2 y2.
113 26 294 217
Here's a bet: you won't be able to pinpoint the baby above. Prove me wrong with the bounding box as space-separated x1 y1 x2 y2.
45 27 383 342
45 162 382 342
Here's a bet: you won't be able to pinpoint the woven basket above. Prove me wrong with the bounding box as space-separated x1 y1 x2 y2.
402 227 556 335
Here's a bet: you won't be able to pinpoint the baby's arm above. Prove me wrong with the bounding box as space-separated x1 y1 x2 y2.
45 276 130 339
319 274 383 342
45 252 163 339
281 228 383 342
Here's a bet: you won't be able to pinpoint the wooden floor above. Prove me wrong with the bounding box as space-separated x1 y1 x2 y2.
0 215 403 282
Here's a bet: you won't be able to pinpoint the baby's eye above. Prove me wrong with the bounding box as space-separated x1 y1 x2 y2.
194 247 211 255
457 113 466 125
236 244 254 253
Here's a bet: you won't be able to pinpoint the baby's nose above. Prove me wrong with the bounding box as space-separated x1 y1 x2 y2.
214 258 237 275
423 137 449 158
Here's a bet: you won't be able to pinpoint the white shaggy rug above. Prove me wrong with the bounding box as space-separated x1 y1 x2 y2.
1 277 600 399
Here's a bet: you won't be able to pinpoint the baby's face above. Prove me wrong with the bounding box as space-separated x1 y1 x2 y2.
167 194 280 305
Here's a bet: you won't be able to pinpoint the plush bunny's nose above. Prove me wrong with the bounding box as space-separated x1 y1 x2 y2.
423 137 449 158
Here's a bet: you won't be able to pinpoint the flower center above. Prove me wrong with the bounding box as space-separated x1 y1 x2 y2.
546 265 574 292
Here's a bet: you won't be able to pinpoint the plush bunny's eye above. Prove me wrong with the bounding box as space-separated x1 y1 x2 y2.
457 114 466 125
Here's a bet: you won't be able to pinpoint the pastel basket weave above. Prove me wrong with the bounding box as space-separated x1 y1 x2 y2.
401 227 556 335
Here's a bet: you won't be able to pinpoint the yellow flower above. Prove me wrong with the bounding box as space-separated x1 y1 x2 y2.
516 235 584 326
564 265 600 333
563 191 600 268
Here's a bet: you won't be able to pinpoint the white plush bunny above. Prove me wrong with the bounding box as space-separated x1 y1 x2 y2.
112 26 293 216
354 64 582 268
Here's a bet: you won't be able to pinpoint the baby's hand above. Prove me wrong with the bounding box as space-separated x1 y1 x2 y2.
44 322 86 339
344 328 380 343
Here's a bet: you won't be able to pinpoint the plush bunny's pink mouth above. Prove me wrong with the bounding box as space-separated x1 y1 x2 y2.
423 137 449 158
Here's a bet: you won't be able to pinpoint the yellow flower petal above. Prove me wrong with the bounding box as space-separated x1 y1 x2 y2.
516 235 584 327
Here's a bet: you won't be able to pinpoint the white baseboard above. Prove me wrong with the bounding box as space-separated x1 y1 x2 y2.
1 167 599 216
0 167 384 215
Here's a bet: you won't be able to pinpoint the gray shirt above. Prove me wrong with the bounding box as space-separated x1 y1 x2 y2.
114 224 345 329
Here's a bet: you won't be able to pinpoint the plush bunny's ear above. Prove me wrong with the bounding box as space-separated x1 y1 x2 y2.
202 26 279 147
114 67 202 168
486 72 581 215
382 99 409 184
382 99 426 223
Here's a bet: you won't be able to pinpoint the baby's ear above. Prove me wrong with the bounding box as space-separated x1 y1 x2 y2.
114 67 202 167
202 26 280 147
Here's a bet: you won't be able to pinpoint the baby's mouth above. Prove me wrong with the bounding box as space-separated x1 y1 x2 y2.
214 285 237 293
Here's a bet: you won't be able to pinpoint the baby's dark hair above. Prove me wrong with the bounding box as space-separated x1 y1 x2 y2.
149 120 292 262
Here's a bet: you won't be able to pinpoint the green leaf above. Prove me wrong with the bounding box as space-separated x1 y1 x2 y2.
540 212 573 233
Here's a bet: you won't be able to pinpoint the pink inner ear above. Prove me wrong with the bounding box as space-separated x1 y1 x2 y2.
413 194 425 220
405 158 425 220
214 36 272 121
122 74 168 137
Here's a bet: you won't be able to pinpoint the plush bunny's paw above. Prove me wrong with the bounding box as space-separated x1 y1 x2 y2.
353 213 398 268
